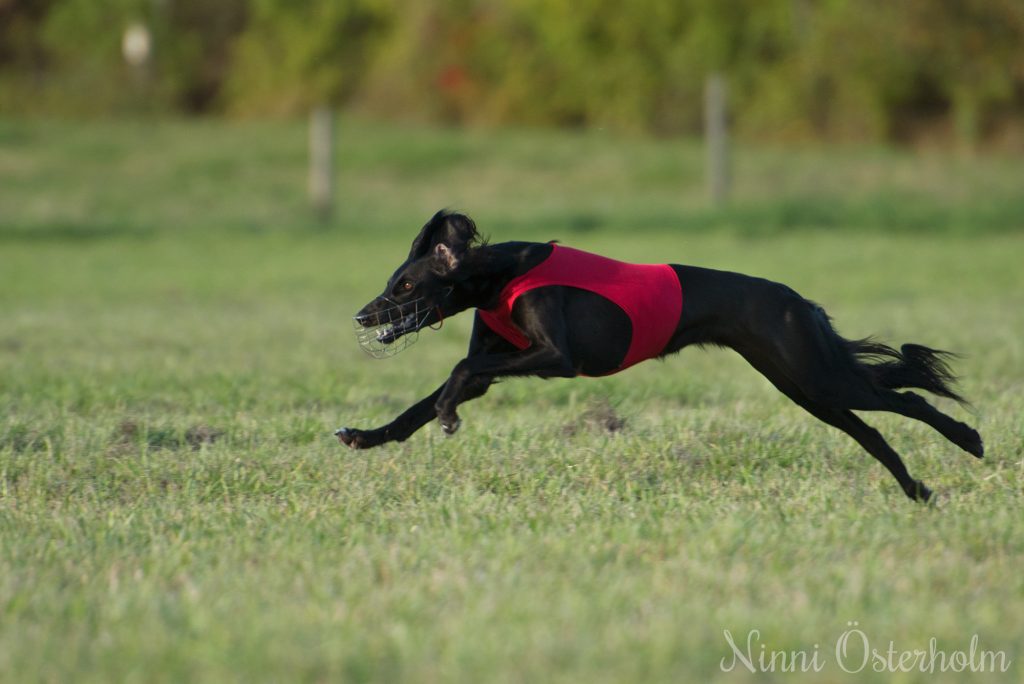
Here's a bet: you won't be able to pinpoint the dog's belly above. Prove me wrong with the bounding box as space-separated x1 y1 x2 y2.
562 288 632 376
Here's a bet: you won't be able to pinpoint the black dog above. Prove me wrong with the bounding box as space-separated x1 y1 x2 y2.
337 210 983 501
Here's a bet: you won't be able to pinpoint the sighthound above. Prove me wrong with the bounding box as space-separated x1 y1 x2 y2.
337 210 983 501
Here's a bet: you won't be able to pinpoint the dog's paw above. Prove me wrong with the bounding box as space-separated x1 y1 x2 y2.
909 479 933 503
335 427 357 448
335 427 381 449
963 429 984 459
438 415 461 436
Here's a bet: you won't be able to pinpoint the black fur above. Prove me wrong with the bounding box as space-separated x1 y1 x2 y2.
854 341 966 404
339 211 983 502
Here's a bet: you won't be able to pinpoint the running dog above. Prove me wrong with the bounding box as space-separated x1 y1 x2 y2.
337 210 983 501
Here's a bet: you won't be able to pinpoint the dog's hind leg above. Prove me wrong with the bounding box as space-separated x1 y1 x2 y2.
750 298 982 460
853 390 983 459
671 267 967 500
738 348 932 501
803 405 933 502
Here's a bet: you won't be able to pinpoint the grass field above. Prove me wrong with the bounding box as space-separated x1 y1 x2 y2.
1 118 1023 682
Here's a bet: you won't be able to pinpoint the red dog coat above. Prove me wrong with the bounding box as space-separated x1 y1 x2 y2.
478 245 683 375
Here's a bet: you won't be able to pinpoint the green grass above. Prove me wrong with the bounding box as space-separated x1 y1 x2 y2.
1 117 1023 683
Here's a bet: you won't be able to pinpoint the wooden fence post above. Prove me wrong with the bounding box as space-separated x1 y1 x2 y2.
309 105 334 221
704 73 730 206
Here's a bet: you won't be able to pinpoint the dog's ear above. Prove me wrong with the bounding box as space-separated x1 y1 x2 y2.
434 242 459 271
409 210 478 264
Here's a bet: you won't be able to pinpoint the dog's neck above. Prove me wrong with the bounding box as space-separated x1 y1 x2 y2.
450 242 543 312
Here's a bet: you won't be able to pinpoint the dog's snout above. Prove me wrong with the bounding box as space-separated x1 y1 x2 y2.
354 299 384 327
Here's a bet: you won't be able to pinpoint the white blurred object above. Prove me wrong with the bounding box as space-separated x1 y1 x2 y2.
122 23 152 67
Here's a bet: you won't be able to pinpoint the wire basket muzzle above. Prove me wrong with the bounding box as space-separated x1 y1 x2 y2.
352 297 431 358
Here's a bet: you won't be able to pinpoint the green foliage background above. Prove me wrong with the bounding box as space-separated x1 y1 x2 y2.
2 0 1023 147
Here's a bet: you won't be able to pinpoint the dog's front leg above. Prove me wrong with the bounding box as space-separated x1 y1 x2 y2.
434 347 574 434
336 374 496 448
336 383 445 449
336 315 507 449
435 291 576 434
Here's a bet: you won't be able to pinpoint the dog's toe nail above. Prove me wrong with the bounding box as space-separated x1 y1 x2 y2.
440 418 461 435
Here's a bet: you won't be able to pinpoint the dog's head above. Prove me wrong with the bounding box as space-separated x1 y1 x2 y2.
353 210 479 357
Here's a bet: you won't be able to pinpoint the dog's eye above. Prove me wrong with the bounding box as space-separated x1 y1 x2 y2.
401 281 414 292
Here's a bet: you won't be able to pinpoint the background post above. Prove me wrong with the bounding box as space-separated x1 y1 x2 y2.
705 72 730 207
309 105 335 222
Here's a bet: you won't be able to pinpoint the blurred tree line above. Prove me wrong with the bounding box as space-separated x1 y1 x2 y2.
2 0 1023 148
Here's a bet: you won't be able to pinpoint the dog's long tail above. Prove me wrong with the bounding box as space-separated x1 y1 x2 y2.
847 339 966 404
809 304 967 404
